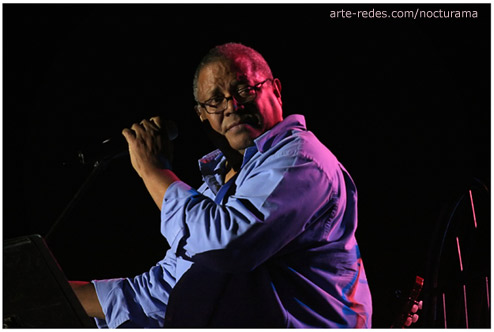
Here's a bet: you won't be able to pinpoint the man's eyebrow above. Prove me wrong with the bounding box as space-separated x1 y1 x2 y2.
204 86 223 99
203 79 248 101
230 79 249 89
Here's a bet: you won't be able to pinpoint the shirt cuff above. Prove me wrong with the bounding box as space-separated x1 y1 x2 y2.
92 279 131 329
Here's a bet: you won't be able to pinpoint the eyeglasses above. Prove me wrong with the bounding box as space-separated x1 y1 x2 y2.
197 78 273 114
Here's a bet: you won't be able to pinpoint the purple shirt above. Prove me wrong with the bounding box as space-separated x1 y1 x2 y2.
93 114 372 328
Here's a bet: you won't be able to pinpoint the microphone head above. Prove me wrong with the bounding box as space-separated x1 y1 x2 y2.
165 120 179 141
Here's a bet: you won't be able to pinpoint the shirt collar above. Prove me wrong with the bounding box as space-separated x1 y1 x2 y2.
198 149 227 194
253 114 306 153
198 114 307 185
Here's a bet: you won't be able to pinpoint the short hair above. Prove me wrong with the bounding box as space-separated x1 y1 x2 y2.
192 42 273 101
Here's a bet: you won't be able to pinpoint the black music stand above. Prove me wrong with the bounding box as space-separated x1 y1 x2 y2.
3 234 96 328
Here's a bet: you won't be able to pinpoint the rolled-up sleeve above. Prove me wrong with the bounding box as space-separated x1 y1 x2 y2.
92 249 177 328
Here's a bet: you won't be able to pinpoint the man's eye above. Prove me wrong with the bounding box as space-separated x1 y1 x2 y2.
207 96 224 106
237 87 254 98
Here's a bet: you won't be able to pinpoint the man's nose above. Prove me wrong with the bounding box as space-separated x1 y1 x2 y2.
224 96 243 116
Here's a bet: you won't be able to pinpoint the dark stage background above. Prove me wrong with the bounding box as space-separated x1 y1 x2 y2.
3 3 490 327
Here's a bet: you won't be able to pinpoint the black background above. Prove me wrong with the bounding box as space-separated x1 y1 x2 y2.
3 3 490 327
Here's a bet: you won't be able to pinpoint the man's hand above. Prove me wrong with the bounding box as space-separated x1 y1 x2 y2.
122 116 173 178
122 116 179 209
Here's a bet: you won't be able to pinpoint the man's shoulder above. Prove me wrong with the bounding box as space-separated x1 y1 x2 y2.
260 128 340 173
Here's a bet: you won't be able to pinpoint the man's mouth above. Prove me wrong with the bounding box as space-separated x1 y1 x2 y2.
225 117 260 134
225 122 244 133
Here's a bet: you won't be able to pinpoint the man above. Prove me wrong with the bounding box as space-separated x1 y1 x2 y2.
70 42 372 328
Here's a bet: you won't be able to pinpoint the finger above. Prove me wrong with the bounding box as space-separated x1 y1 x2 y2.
140 119 160 132
122 128 136 143
150 116 162 128
131 122 146 136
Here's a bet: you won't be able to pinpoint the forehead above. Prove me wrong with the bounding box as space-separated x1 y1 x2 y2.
198 60 239 87
197 57 263 90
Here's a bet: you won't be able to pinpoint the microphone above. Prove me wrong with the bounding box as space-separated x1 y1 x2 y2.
77 120 178 167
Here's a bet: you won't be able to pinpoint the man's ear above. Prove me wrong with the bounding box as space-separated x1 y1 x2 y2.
272 78 282 104
194 105 208 122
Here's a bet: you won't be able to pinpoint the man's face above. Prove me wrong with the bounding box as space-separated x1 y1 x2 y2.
196 58 282 154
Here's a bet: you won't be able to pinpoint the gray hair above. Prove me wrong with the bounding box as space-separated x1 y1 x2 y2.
192 42 273 101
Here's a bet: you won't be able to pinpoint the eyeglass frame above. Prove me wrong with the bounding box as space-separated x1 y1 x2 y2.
196 78 273 114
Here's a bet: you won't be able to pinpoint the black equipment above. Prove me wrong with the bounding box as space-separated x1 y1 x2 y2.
3 234 96 328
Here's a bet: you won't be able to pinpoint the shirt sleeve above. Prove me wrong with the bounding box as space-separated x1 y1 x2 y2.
161 140 337 273
91 248 177 328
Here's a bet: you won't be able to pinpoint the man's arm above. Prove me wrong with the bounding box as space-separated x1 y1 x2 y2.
69 281 105 319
